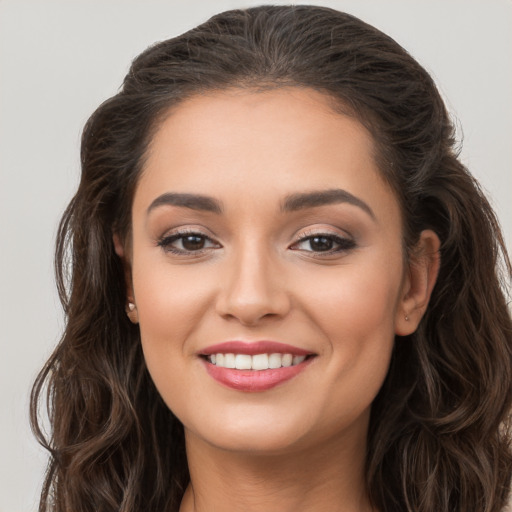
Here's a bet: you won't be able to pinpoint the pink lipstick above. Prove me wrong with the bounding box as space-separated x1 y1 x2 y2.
199 341 315 392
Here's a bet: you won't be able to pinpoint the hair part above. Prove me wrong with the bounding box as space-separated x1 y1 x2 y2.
31 5 512 511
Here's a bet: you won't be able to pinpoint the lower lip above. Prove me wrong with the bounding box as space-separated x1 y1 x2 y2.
203 358 313 392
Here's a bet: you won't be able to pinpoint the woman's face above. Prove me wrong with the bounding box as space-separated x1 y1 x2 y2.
126 87 411 454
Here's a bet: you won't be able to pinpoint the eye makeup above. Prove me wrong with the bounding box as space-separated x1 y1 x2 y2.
156 226 357 259
157 228 221 256
290 231 356 255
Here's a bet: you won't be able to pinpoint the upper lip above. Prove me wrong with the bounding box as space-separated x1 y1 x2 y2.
200 340 313 356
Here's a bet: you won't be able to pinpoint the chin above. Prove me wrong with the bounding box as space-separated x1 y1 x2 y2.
182 404 315 455
191 427 308 455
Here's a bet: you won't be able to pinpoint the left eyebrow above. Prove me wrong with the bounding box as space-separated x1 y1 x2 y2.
281 188 376 220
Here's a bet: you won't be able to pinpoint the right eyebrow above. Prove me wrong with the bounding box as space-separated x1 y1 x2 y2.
147 193 223 215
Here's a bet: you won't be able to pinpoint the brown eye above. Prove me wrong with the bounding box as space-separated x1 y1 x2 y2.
157 232 220 254
181 235 206 251
291 233 356 254
309 236 334 252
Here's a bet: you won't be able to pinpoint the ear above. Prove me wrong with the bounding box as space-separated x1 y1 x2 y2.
113 233 139 324
395 229 441 336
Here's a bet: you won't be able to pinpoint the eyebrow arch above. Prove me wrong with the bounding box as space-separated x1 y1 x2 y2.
147 193 223 215
282 188 375 220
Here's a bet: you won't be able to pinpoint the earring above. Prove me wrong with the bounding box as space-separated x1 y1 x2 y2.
405 315 410 321
126 301 139 324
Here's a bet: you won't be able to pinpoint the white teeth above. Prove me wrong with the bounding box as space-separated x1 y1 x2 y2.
293 355 306 365
268 353 282 369
209 352 308 370
235 354 252 370
282 354 293 367
224 353 236 368
252 353 269 370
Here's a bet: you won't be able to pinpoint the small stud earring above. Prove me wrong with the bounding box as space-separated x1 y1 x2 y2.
405 315 410 321
126 302 139 324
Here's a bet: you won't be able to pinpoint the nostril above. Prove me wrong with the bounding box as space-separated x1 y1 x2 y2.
215 290 291 326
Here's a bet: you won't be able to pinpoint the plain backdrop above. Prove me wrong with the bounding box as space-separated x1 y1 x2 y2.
1 1 511 511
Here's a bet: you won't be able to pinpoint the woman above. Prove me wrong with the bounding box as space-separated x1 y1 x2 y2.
31 5 512 512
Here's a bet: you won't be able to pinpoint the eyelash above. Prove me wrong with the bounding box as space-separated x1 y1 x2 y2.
290 230 356 256
157 229 220 256
157 229 356 257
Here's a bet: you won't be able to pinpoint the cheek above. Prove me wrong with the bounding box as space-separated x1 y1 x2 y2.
301 257 403 344
133 263 217 415
133 259 214 347
295 258 402 422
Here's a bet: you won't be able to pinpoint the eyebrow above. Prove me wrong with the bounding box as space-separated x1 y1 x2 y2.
147 188 375 219
281 188 376 219
147 193 223 215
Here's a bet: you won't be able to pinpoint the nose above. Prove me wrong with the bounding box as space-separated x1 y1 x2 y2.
215 243 291 326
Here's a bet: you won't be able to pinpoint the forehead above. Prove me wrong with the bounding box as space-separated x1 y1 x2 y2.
146 87 369 166
134 87 399 224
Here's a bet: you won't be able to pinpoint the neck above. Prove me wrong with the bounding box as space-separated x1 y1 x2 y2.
179 428 375 512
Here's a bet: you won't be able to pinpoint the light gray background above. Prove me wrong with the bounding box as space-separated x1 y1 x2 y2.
1 1 511 511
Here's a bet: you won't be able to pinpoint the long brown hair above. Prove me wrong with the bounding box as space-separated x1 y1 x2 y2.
31 5 512 511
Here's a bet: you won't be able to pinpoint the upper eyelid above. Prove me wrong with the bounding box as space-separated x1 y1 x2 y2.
294 227 354 241
159 229 351 241
158 226 218 240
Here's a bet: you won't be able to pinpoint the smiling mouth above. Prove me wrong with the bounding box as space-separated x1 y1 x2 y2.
204 353 309 370
200 341 316 391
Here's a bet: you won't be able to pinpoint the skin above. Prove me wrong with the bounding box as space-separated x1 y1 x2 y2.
115 87 440 512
